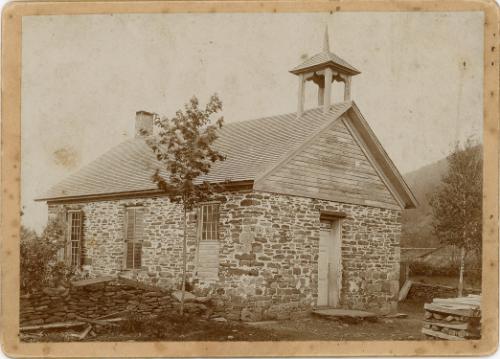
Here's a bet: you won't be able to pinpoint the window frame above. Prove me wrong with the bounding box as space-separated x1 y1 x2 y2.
66 210 83 268
195 202 221 281
197 202 220 242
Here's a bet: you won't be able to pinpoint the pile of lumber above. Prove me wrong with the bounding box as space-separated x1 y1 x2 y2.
422 294 481 340
19 311 127 341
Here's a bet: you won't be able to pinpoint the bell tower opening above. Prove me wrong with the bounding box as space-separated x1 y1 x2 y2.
290 27 361 117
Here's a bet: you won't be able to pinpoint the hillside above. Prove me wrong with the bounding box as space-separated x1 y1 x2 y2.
401 157 449 248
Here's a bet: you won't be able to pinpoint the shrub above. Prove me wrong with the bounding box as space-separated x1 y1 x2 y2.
117 311 147 333
20 219 74 294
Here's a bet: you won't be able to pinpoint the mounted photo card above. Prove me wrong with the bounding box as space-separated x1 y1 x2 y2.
1 0 498 357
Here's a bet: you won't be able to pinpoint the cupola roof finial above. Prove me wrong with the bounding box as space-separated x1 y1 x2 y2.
323 25 330 52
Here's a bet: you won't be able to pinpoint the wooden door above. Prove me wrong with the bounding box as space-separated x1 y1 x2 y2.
317 219 342 307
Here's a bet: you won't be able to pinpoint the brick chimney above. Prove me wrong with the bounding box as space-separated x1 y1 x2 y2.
135 111 154 138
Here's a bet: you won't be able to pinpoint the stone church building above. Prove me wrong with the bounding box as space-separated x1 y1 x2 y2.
39 31 417 320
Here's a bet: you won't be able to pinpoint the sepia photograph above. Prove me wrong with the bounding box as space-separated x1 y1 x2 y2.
1 1 498 357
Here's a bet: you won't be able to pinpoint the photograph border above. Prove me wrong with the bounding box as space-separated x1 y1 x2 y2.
1 0 499 357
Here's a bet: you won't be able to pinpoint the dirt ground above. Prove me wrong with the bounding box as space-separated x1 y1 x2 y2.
23 300 428 342
237 300 426 341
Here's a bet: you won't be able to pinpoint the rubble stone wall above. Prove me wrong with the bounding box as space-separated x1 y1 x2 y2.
20 279 174 327
406 282 481 302
47 189 401 321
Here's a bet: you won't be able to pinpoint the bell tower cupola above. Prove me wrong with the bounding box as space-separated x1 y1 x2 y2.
291 27 361 116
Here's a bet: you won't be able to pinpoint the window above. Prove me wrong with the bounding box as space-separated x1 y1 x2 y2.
67 210 83 267
199 203 219 241
123 207 144 269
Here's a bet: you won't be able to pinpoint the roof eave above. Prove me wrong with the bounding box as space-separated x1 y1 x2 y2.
37 180 255 204
290 62 361 76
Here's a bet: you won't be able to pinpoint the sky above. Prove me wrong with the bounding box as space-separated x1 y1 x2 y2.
21 12 484 233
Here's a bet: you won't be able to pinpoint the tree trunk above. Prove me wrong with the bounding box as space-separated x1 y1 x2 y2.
180 207 187 316
457 246 465 297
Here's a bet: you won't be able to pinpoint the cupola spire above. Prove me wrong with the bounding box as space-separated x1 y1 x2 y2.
290 28 361 117
323 25 330 52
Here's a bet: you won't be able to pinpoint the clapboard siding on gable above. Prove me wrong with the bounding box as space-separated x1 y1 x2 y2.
256 115 400 209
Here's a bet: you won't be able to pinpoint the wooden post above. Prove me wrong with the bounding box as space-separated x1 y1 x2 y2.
458 246 465 297
180 206 187 315
318 86 324 106
297 73 305 117
344 76 352 101
323 68 332 113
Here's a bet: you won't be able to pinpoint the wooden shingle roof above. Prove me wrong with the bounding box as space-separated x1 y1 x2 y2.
40 102 352 201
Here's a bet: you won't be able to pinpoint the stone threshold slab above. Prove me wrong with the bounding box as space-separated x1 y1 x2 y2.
312 308 377 318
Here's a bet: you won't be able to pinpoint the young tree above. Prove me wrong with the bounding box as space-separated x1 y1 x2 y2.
429 139 482 296
145 94 225 315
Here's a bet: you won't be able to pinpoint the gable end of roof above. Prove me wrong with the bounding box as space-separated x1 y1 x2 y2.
347 102 418 209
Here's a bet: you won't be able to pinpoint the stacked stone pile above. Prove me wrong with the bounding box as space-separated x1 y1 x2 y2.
406 282 480 301
20 277 175 327
422 294 481 340
170 291 228 320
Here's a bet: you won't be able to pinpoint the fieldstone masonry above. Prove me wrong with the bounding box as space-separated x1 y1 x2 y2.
20 278 175 327
48 189 401 321
406 282 481 301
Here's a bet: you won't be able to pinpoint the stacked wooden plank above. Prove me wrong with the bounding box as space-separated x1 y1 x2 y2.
422 294 481 340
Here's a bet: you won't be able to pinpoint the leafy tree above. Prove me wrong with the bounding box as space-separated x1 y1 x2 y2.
429 139 482 296
145 94 225 315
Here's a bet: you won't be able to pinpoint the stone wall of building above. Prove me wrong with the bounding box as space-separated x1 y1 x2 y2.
48 196 200 289
211 192 401 319
47 189 401 320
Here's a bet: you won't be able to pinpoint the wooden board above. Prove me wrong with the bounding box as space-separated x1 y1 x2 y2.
398 279 413 301
424 303 480 317
421 327 465 341
21 321 87 331
313 308 377 318
71 276 115 287
423 320 470 330
196 240 220 280
433 298 481 307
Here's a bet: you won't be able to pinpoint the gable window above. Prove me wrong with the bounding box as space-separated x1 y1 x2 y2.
123 206 144 269
67 210 83 267
199 203 219 241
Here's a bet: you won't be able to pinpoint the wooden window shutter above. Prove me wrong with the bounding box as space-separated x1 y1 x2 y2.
123 207 144 270
122 208 129 270
77 211 84 266
133 208 144 269
65 211 72 266
134 242 142 269
135 208 144 241
126 241 135 269
196 206 202 242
